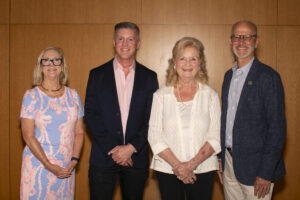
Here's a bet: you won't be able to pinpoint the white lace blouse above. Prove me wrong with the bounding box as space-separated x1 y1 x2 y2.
148 83 221 174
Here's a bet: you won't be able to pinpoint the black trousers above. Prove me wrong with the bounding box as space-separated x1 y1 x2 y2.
156 171 214 200
89 165 149 200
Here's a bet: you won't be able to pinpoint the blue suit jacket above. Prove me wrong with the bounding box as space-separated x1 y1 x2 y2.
220 58 286 185
85 59 159 168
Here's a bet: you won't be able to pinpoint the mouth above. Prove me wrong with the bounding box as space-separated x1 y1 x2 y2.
235 45 249 50
47 68 58 72
121 48 130 52
182 68 193 72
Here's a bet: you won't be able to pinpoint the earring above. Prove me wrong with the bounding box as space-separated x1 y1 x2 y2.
174 65 176 69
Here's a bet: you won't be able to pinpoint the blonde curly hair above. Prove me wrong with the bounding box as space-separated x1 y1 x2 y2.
166 37 208 86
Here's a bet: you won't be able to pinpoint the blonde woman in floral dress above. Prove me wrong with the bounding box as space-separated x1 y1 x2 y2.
20 47 85 199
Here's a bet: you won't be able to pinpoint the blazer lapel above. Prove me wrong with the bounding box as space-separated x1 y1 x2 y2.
104 62 122 118
222 71 233 111
126 63 143 134
234 58 259 123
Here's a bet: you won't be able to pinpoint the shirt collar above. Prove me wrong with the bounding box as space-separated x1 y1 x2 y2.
113 57 136 72
232 57 255 75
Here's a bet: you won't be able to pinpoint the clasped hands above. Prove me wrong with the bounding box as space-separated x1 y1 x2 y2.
173 161 197 184
108 144 136 167
46 159 78 179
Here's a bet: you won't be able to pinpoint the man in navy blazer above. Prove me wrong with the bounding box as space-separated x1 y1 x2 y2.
85 22 159 200
218 20 286 200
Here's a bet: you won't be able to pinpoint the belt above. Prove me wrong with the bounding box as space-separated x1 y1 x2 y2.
226 147 233 156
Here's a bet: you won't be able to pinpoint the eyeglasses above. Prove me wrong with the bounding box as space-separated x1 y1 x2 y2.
40 58 63 66
230 35 257 42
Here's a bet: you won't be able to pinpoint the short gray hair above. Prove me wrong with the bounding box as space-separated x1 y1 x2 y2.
114 22 140 40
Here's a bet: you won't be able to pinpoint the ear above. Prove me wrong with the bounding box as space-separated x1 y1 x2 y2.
229 38 233 48
254 36 260 48
113 39 116 47
136 39 141 49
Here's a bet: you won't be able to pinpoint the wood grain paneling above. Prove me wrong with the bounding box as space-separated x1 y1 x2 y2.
142 0 277 25
275 26 300 199
5 1 300 200
255 26 277 69
279 0 300 25
0 0 9 24
0 25 9 200
11 0 141 24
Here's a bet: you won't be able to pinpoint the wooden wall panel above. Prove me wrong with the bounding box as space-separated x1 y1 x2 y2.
11 0 141 24
5 1 300 200
0 25 9 200
275 26 300 199
0 0 9 24
255 26 277 69
278 0 300 25
142 0 277 25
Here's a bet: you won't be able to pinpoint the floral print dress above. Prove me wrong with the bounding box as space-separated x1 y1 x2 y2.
20 86 84 200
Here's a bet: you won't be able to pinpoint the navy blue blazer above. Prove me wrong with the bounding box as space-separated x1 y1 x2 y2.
220 58 286 185
85 59 159 168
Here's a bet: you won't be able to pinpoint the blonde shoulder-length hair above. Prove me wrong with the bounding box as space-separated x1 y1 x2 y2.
166 37 208 86
32 46 68 86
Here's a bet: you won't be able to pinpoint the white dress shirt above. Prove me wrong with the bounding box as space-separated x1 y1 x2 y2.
225 57 254 148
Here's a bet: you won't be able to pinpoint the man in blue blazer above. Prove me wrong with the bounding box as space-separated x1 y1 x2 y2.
218 20 286 200
85 22 159 200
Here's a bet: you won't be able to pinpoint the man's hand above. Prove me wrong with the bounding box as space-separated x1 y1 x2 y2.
108 144 136 166
217 160 223 184
254 176 271 198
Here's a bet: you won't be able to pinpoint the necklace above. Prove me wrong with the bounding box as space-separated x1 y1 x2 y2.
176 83 198 107
41 84 62 92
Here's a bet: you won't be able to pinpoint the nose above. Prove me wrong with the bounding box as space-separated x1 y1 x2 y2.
122 39 128 46
238 38 246 45
49 61 55 66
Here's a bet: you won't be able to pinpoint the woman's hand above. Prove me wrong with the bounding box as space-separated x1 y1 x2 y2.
173 162 197 184
182 172 197 184
46 162 72 179
65 160 78 174
173 162 195 177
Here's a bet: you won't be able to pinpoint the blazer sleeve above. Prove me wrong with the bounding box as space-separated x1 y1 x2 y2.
84 69 117 154
129 73 159 152
257 71 286 181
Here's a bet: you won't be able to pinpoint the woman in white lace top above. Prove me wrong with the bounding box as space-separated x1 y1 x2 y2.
148 37 221 200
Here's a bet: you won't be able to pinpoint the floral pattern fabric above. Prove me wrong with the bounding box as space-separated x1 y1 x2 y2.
20 86 84 200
